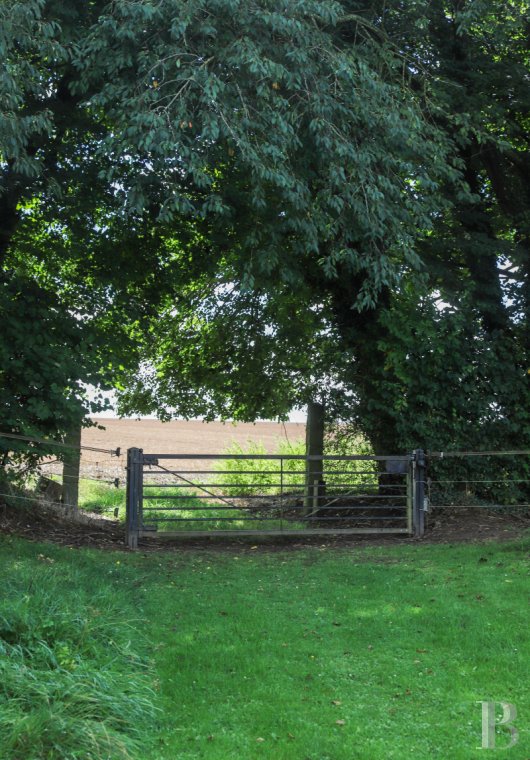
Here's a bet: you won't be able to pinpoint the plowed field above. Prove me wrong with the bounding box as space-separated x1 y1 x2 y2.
81 418 305 476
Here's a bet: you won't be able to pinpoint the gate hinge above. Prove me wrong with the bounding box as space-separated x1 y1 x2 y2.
143 455 159 467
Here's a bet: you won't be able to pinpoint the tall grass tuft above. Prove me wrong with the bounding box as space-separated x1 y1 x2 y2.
77 479 124 516
0 552 157 760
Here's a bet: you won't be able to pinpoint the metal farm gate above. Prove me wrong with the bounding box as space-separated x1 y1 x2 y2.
125 449 427 548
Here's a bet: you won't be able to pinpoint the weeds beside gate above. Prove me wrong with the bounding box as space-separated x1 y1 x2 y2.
125 450 429 548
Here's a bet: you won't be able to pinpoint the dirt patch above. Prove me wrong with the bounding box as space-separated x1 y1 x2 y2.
1 499 527 553
0 499 124 550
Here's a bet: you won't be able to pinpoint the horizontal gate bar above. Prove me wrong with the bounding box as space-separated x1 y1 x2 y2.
142 482 408 490
142 504 407 512
140 454 411 461
139 528 411 537
143 494 407 501
142 516 407 523
141 468 394 476
142 511 406 517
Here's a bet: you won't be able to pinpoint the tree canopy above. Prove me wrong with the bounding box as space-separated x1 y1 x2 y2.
116 0 530 461
1 0 528 463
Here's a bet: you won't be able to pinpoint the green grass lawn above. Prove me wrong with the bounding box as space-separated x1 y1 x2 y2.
0 534 528 759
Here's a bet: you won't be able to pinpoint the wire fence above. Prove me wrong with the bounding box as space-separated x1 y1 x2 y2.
0 429 125 516
1 434 529 533
0 430 120 456
424 450 530 514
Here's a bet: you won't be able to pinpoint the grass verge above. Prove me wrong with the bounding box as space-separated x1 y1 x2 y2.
0 539 157 760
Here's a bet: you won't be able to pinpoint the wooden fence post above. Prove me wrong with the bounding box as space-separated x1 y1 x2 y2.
62 423 82 515
126 447 142 549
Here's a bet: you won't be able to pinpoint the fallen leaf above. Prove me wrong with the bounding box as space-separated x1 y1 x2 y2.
256 737 265 742
335 719 346 726
331 700 342 706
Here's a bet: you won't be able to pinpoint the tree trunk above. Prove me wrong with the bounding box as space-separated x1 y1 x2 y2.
0 192 20 268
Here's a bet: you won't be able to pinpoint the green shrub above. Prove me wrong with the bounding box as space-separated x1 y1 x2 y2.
214 434 378 498
214 439 307 497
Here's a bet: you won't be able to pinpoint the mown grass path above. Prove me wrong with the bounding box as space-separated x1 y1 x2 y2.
1 536 528 759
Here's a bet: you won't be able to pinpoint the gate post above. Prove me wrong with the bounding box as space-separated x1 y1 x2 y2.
304 401 325 515
126 447 142 549
406 454 413 535
62 421 82 516
413 449 426 538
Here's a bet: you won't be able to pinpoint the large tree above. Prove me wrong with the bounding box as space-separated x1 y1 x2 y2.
343 0 530 454
4 0 527 476
116 0 530 463
1 0 453 448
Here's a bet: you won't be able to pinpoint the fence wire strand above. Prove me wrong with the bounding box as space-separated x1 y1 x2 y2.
0 431 120 456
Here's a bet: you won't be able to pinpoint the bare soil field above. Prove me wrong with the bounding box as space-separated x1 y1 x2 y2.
79 418 306 478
